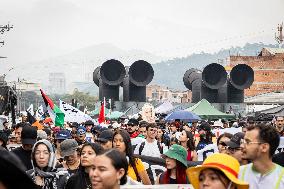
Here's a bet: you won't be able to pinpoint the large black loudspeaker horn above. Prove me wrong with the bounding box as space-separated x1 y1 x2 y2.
93 66 102 99
93 67 101 87
93 59 126 101
123 60 154 102
201 63 227 103
183 69 202 103
228 64 254 103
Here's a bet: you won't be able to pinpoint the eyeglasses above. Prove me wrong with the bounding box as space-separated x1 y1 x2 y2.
226 146 242 153
149 128 157 133
240 139 263 145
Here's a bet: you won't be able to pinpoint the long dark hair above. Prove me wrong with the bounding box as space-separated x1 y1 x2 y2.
112 129 140 181
162 161 187 184
185 131 195 151
97 149 128 185
78 142 103 188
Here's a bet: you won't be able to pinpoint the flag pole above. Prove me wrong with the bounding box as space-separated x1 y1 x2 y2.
103 97 106 124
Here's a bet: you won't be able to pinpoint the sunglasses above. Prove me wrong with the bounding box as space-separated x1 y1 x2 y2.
219 142 227 147
226 146 242 153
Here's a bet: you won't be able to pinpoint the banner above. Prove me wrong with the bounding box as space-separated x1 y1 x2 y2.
212 127 242 136
59 100 92 123
135 155 202 184
136 155 166 184
197 143 219 161
276 137 284 154
35 105 44 120
26 104 34 115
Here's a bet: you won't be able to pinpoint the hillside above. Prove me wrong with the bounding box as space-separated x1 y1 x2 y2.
151 43 279 90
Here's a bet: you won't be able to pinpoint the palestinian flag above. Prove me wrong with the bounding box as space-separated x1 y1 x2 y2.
40 89 65 127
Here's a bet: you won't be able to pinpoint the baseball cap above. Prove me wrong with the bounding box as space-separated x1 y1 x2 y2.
60 139 78 157
55 130 71 140
77 126 86 135
97 130 114 143
225 132 245 148
127 118 139 126
21 126 37 145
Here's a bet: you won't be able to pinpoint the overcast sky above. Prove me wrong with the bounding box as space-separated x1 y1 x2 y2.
0 0 283 75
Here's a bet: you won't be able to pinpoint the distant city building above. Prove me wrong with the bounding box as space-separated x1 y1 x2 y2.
15 81 41 94
85 72 93 82
68 81 98 96
48 73 66 94
229 47 284 97
146 84 192 103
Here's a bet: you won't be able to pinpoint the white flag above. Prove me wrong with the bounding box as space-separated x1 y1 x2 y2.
59 100 93 123
35 105 44 119
26 104 34 115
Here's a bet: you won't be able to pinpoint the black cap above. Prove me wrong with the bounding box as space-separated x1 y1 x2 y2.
21 126 37 145
71 122 80 128
97 130 114 143
128 118 139 126
225 132 245 148
198 122 211 132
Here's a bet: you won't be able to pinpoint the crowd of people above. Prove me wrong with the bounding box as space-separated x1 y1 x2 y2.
0 115 284 189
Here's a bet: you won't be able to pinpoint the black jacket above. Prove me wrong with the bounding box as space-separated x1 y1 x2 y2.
65 170 91 189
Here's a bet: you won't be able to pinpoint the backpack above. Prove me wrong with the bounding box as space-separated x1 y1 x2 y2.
138 141 163 155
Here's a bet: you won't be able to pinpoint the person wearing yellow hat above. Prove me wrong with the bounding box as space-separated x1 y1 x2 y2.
186 153 249 189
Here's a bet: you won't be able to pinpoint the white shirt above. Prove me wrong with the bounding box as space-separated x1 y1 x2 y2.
239 163 284 189
134 139 162 158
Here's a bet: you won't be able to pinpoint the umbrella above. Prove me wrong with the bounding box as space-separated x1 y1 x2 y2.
165 110 201 122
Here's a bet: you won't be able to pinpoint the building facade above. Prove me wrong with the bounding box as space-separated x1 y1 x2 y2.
48 73 66 94
229 47 284 97
146 84 192 103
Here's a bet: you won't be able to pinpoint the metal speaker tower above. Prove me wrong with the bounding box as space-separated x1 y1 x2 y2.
201 63 227 103
183 69 202 103
93 59 125 101
123 60 154 102
227 64 254 103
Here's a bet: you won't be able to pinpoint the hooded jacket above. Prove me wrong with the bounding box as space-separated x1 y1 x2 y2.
27 139 70 189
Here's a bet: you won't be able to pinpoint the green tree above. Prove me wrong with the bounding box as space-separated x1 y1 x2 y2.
61 89 98 110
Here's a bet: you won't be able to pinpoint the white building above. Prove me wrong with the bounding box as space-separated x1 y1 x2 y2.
48 73 66 94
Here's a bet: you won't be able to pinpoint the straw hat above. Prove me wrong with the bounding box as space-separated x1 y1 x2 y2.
186 153 249 189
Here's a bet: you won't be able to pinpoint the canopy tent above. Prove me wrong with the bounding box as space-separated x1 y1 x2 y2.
89 108 110 116
251 105 284 121
186 99 235 120
106 111 124 119
257 105 284 117
155 101 174 114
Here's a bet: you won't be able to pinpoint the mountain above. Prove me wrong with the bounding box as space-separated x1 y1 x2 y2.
151 43 280 90
17 43 167 92
13 42 280 95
